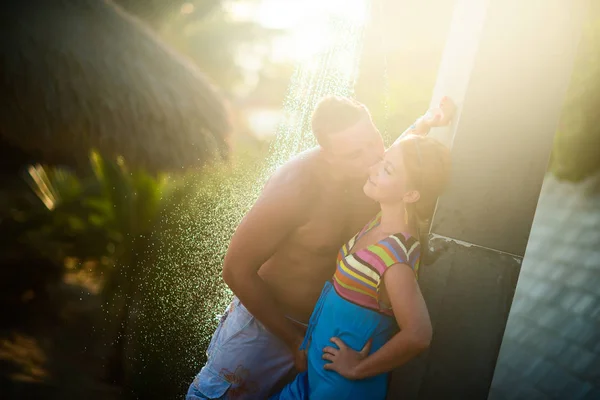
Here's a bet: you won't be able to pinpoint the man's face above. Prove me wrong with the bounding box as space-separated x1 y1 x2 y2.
322 116 385 180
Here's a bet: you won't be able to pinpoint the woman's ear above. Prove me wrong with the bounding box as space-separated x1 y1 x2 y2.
403 190 421 204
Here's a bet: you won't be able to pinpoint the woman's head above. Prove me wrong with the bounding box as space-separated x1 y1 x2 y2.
365 134 451 265
364 135 451 221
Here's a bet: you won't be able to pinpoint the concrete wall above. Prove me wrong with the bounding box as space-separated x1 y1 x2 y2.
430 0 588 256
387 1 592 398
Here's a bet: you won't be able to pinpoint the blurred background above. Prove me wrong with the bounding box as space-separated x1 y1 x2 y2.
0 0 598 399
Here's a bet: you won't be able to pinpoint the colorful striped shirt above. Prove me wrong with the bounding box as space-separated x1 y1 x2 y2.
332 213 421 316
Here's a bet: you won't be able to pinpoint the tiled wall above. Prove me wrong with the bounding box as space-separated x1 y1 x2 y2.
489 173 600 399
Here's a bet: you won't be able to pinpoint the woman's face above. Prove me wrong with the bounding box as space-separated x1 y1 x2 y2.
363 140 419 205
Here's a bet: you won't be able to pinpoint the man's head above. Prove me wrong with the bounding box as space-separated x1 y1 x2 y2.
311 96 384 180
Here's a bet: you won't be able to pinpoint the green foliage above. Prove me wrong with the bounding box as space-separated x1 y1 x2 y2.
114 0 282 93
19 164 112 262
6 145 267 397
19 151 169 280
0 160 113 321
87 151 166 255
15 151 173 387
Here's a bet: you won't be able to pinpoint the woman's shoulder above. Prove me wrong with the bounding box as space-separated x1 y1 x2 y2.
380 233 421 265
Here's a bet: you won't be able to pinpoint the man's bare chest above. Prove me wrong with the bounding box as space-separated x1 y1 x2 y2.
290 198 378 256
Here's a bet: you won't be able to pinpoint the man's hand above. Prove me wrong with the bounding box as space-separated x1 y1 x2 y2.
281 319 308 372
288 334 307 372
322 337 372 380
294 346 308 373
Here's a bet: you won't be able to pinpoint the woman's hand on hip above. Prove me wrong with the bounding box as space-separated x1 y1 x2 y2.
322 337 372 380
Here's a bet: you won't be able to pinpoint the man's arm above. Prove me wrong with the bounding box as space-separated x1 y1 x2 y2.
222 163 312 355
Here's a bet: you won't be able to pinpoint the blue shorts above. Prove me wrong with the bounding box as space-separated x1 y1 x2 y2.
186 297 298 399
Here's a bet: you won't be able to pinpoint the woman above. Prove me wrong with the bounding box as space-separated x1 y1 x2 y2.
270 127 452 399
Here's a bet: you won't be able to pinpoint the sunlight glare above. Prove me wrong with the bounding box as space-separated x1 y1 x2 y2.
227 0 369 64
180 3 195 15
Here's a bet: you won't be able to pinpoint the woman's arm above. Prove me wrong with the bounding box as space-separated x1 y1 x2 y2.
322 263 432 380
398 96 456 139
353 263 432 379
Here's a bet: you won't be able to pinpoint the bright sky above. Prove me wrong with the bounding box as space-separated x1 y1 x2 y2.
225 0 369 63
220 0 369 134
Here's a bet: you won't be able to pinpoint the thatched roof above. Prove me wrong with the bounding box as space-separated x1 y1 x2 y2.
0 0 232 173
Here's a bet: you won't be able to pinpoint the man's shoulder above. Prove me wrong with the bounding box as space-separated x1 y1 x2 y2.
267 148 321 193
249 148 321 225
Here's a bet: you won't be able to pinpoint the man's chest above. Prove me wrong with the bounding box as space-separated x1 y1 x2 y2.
290 198 378 256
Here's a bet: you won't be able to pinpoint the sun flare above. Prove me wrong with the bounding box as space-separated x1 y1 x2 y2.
227 0 369 64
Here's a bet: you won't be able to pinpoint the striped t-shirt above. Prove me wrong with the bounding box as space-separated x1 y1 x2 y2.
332 213 421 316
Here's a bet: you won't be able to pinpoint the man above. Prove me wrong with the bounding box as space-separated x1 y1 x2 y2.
186 96 453 400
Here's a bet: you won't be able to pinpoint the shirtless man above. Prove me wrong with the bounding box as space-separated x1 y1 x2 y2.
186 96 454 400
